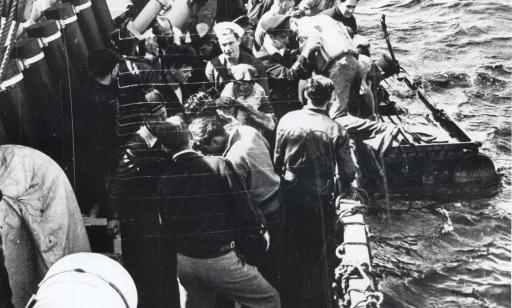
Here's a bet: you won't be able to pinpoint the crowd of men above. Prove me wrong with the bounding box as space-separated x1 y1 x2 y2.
70 0 391 307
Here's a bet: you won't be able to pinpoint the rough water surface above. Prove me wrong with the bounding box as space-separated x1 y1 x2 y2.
357 1 511 307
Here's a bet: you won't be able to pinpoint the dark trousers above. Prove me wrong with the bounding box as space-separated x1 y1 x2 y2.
259 202 285 291
120 204 179 308
280 186 335 308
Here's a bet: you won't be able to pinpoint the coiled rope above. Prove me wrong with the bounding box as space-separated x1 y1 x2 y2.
0 0 19 83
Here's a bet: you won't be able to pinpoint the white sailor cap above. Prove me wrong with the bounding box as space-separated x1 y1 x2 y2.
213 22 245 38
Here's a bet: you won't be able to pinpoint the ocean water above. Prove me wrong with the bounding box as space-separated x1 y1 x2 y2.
356 1 511 307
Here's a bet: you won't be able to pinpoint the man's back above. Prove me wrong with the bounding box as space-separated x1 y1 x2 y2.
158 151 263 258
275 107 355 195
224 126 281 215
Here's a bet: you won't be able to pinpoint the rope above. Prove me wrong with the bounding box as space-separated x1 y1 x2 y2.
0 0 18 82
368 148 391 224
333 197 382 307
58 16 77 189
0 0 6 34
351 291 384 308
334 263 381 308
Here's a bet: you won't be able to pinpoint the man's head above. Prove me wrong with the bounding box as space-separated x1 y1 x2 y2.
142 88 168 122
231 64 258 98
263 15 292 50
188 117 229 155
88 48 119 83
304 75 335 108
161 47 195 84
214 22 244 62
183 91 218 121
337 0 358 18
148 116 192 153
198 35 221 60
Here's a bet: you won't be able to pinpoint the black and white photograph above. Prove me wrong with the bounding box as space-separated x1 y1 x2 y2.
0 0 510 307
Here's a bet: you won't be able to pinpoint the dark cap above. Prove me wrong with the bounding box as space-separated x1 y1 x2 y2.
261 15 290 32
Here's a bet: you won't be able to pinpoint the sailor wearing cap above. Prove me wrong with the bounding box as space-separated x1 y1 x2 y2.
255 15 321 118
253 0 295 51
220 64 277 134
205 22 269 94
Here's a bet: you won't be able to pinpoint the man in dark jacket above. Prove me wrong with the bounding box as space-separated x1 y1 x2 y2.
157 118 280 308
274 75 357 308
189 118 283 288
74 49 119 214
255 15 319 118
159 50 196 117
106 114 179 308
321 0 358 37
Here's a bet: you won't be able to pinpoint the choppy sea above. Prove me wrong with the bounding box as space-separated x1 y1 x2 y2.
108 0 511 307
356 1 511 307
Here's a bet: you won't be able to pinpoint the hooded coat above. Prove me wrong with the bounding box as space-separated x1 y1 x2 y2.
0 145 90 308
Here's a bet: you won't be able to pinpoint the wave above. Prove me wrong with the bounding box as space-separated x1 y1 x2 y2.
357 1 511 306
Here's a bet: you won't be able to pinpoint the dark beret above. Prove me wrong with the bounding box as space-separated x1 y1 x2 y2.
261 15 291 32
